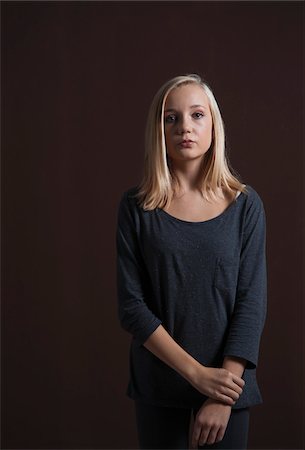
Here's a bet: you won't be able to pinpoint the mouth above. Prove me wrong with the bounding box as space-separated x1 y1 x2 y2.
178 139 195 148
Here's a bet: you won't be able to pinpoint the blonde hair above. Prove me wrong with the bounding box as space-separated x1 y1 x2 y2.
134 74 247 210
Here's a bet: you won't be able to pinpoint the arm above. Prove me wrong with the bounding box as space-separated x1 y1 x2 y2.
191 357 247 448
222 355 246 377
144 325 245 406
116 191 244 405
223 190 267 368
192 190 267 448
116 191 162 344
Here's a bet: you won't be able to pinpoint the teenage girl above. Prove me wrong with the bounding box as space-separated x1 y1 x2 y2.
116 74 267 449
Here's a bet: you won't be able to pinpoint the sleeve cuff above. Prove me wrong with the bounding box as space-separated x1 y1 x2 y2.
134 319 162 346
223 348 257 370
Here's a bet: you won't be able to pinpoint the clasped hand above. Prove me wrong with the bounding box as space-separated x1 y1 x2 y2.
191 398 232 448
190 365 245 447
192 366 245 406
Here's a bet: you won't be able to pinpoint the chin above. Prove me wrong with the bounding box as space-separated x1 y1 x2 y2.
175 154 205 162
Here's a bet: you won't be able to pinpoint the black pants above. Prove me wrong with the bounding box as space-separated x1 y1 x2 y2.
134 400 250 450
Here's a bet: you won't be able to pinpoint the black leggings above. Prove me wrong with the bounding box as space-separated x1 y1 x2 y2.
134 400 250 449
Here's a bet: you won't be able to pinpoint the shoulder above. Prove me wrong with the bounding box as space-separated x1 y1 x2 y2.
241 184 266 232
119 185 140 206
242 184 265 210
117 185 142 221
124 185 140 199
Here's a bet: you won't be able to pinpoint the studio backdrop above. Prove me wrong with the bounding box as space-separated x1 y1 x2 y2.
2 1 303 449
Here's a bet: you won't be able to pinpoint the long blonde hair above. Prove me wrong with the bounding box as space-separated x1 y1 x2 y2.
134 74 247 210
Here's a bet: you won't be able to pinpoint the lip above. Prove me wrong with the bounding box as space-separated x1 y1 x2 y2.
178 139 195 148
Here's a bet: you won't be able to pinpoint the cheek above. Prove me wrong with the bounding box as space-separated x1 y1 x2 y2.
199 122 213 139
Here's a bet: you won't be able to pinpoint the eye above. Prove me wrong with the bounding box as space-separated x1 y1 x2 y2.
165 114 176 124
193 112 204 119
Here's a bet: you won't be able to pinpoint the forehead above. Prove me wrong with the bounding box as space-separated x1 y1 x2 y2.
165 83 209 108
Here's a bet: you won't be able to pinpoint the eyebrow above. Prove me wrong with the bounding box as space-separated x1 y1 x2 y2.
164 104 208 113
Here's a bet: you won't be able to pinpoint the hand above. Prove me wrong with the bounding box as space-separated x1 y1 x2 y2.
191 398 232 448
191 366 245 406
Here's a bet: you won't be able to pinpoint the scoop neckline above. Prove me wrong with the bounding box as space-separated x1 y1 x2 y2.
157 188 245 225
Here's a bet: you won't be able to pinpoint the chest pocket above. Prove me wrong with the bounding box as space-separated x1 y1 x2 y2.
213 257 239 292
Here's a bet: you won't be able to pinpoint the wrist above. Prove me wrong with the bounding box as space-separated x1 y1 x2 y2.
184 360 206 387
207 398 232 409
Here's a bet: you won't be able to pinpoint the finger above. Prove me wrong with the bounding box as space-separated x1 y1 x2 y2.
192 423 202 448
232 374 245 388
216 425 226 443
223 379 243 396
230 383 243 397
221 386 240 401
228 379 243 395
231 384 243 396
215 392 235 406
198 426 210 447
218 370 243 395
206 426 219 445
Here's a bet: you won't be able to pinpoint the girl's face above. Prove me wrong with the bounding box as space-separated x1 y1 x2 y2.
164 83 213 164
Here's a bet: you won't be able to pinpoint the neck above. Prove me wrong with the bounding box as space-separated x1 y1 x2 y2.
169 157 205 195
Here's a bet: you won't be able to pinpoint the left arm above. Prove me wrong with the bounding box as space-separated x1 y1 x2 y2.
191 356 246 447
222 191 267 368
192 190 267 447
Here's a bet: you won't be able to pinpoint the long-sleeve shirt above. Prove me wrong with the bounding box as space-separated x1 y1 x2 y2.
116 184 267 409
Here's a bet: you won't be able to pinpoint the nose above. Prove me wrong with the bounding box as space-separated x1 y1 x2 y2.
176 114 192 135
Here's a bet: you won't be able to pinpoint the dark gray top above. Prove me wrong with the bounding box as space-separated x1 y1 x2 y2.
116 184 267 409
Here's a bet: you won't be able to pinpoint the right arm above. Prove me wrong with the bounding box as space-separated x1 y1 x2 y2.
144 325 244 405
116 191 244 405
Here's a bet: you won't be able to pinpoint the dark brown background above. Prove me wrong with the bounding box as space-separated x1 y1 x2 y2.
1 1 303 448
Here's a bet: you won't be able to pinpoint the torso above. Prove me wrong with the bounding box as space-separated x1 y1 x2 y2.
121 183 264 409
162 188 240 223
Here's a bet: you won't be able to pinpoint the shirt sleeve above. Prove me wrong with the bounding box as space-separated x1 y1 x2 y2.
116 190 162 345
223 189 267 369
